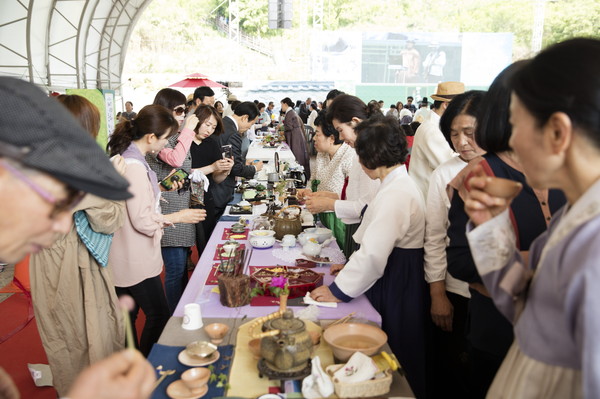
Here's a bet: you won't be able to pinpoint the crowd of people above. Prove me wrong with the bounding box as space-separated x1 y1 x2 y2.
0 37 599 399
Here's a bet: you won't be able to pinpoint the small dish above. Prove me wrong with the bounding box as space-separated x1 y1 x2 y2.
204 323 229 344
185 341 217 358
181 367 210 390
178 349 221 367
166 380 209 399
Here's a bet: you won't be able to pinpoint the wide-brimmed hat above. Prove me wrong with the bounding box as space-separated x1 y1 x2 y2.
227 93 238 101
0 77 131 200
430 81 465 101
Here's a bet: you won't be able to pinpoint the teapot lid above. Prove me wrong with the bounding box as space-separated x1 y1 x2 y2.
266 310 305 334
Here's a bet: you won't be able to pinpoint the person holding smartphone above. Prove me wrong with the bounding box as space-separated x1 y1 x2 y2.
107 105 204 355
147 88 206 314
212 101 264 217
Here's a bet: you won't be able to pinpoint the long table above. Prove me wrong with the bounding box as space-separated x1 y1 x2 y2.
174 221 382 324
245 140 296 163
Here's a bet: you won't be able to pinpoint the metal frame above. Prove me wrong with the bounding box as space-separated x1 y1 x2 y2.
0 0 151 92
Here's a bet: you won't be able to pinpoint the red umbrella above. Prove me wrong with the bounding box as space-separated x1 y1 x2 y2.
169 73 226 88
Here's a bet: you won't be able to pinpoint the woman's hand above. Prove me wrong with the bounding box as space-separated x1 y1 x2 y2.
183 114 199 131
310 286 342 303
158 169 185 192
465 165 520 226
165 209 206 224
330 264 345 276
430 291 454 332
213 158 234 173
296 188 312 201
305 196 336 214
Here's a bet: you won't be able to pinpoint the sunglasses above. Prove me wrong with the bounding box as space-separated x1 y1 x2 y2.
173 107 186 116
0 160 85 218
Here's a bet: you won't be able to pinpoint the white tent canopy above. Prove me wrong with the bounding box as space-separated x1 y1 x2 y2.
0 0 152 92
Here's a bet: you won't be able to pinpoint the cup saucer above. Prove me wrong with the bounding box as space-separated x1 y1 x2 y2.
166 380 209 399
178 349 220 367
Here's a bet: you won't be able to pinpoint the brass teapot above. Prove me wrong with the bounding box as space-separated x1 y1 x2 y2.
249 309 313 377
272 205 302 240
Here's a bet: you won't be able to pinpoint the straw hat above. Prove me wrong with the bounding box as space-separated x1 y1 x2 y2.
430 81 465 101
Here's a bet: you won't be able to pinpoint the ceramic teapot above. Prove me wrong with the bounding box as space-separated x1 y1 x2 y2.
272 206 302 240
287 170 306 188
302 237 335 257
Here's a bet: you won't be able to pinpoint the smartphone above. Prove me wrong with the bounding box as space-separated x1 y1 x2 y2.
221 144 233 159
160 168 190 190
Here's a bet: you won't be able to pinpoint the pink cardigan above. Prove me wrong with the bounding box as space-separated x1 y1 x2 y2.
109 161 166 287
157 127 194 167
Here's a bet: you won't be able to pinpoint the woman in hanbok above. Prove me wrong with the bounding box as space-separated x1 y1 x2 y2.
297 111 354 248
310 117 429 398
280 97 311 177
305 95 380 257
464 38 600 398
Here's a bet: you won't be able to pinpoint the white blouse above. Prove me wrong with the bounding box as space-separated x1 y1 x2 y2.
334 155 380 224
424 156 470 298
309 143 354 195
333 165 426 298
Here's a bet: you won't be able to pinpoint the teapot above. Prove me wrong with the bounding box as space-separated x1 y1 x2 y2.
259 310 313 374
272 206 302 240
252 216 275 232
302 237 335 257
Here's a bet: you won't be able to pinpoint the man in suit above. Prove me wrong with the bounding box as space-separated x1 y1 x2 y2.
212 101 264 216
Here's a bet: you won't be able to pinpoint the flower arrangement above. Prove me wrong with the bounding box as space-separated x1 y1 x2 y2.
251 276 289 298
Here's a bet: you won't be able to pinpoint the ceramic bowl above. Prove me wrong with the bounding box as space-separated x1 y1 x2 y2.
204 323 229 344
482 177 522 199
248 338 262 359
303 227 333 244
185 341 218 359
249 230 276 249
323 323 387 361
181 367 211 390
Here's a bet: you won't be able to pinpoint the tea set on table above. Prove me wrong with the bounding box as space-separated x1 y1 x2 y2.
164 321 230 399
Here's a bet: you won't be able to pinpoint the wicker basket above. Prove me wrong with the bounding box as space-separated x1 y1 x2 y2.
326 364 392 398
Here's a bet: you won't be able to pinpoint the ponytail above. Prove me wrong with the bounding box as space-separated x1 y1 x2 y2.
107 104 178 156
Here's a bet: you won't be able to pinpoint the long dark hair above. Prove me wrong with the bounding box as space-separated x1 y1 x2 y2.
107 104 179 156
326 94 380 124
476 61 527 153
153 88 186 111
194 105 224 136
511 38 600 148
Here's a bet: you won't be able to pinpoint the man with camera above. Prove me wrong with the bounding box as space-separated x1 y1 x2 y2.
212 101 264 217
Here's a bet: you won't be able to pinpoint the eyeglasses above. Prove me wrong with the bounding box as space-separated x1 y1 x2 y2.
173 107 186 116
0 160 85 218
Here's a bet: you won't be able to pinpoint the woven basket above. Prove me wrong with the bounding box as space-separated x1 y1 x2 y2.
326 364 392 398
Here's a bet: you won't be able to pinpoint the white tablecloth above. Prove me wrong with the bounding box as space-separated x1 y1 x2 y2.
245 140 296 163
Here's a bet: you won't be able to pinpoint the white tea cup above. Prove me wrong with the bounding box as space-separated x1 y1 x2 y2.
182 303 203 330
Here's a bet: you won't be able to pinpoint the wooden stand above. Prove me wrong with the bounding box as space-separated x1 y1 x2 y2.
217 274 251 307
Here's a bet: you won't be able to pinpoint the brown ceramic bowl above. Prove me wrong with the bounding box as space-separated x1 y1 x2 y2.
323 323 387 361
482 177 522 199
204 323 229 344
248 338 262 359
185 341 217 359
181 367 211 390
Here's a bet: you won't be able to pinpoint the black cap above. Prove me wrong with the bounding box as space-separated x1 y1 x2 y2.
0 77 131 200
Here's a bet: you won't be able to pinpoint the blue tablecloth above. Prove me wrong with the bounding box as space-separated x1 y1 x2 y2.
148 343 234 399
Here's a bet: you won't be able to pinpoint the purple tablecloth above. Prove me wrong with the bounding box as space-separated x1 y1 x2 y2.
174 222 382 325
